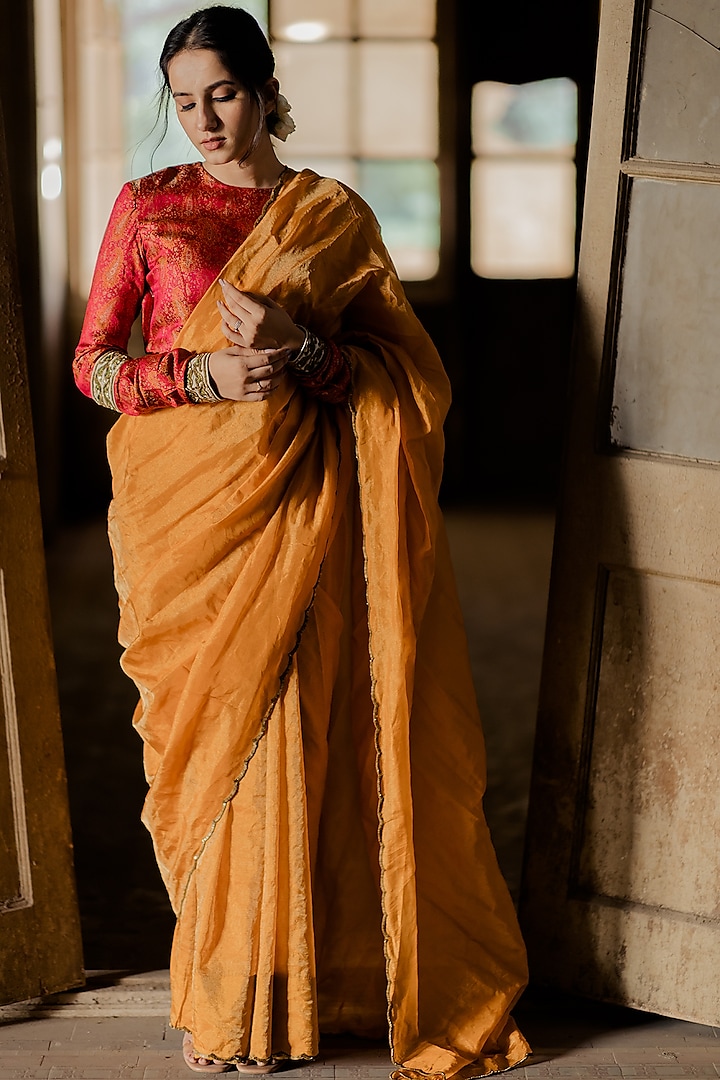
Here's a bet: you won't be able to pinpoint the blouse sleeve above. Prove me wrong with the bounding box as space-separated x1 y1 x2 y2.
73 182 196 416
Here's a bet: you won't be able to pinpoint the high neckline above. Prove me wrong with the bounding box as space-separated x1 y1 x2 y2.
196 161 276 192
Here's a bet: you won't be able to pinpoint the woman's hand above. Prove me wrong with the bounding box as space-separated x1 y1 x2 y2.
208 346 287 402
217 278 304 353
209 279 304 402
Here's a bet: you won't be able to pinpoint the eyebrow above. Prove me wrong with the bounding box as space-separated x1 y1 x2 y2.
172 80 238 98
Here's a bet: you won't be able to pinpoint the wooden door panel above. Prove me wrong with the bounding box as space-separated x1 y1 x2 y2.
0 573 33 913
577 567 720 914
0 104 83 1001
636 3 720 165
611 179 720 460
520 0 720 1023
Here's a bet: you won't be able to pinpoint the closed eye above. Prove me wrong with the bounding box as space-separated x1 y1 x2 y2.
179 94 236 112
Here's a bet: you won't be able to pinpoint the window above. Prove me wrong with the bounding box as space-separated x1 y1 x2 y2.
471 78 578 279
270 0 439 280
75 5 581 293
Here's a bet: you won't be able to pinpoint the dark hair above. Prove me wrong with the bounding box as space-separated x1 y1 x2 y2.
153 6 280 165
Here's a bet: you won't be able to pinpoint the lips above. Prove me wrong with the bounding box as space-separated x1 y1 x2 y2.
201 137 226 151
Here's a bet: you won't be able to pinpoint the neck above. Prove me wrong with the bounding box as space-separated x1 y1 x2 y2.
202 141 284 189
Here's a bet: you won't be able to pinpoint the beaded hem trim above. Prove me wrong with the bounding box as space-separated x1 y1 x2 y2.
185 352 223 403
90 349 125 411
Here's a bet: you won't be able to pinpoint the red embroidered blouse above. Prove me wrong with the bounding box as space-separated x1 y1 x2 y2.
74 163 350 415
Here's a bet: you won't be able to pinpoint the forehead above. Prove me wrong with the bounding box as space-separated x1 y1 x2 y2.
167 48 238 91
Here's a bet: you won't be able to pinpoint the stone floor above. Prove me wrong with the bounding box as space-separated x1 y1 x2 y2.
1 970 718 1079
8 511 712 1078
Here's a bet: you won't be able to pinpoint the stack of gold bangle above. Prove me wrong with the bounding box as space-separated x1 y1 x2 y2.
185 352 224 403
90 349 126 411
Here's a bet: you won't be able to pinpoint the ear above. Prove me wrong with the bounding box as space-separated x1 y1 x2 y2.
262 77 279 115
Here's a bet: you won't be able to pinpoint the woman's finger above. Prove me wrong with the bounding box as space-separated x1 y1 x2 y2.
224 345 289 372
225 346 284 361
246 368 284 386
244 355 288 375
218 280 265 320
217 300 284 351
243 379 282 401
216 291 257 331
219 280 275 316
217 299 247 336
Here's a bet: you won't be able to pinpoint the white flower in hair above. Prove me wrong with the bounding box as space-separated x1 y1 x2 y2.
272 93 296 141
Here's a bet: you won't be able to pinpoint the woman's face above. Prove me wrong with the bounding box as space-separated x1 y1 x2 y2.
167 49 271 164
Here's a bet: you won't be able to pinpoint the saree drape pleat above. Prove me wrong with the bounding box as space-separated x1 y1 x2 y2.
106 170 530 1079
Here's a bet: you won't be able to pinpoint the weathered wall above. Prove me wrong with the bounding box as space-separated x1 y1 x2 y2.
0 0 55 524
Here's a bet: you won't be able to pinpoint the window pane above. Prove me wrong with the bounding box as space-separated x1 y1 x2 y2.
357 160 439 280
472 78 577 157
471 159 576 279
636 8 720 166
358 0 435 38
358 42 438 158
271 0 351 41
273 43 353 156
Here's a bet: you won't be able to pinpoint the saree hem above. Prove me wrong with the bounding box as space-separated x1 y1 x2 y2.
348 390 397 1061
170 1026 318 1068
390 1051 532 1080
390 1028 532 1080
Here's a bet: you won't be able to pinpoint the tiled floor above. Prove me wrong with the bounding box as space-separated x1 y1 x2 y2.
22 512 717 1079
1 972 718 1079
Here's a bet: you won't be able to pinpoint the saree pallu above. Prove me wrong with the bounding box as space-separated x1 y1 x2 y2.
106 170 530 1079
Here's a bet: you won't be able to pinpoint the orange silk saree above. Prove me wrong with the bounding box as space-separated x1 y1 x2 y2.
106 170 530 1079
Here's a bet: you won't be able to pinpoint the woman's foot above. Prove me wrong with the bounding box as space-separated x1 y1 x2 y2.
182 1032 281 1075
182 1032 233 1074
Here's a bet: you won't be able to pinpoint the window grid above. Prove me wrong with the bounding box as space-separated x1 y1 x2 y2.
471 78 578 280
269 0 440 281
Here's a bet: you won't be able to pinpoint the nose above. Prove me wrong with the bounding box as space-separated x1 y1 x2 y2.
196 99 220 132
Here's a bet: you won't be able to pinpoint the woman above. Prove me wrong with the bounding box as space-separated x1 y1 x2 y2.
74 7 531 1078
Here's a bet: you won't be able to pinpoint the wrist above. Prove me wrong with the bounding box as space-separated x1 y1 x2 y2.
286 324 305 353
186 351 223 404
287 326 327 377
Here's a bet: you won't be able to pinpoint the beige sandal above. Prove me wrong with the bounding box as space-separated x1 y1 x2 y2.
182 1032 233 1074
182 1032 281 1075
